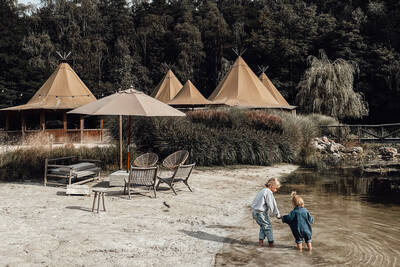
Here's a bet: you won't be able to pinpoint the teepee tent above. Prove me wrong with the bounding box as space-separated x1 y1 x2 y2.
1 63 96 110
0 62 102 143
151 69 183 103
168 80 214 106
259 72 290 107
208 56 289 108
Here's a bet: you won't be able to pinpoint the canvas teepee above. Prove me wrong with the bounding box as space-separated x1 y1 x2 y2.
259 72 290 107
168 80 214 106
208 56 288 108
1 63 96 111
151 69 183 103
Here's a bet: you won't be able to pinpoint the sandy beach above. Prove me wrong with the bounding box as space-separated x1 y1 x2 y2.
0 164 298 266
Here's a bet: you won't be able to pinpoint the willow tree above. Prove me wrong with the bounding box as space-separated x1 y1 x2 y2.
296 50 368 119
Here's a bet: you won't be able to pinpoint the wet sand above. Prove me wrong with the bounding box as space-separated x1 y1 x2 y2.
0 164 297 266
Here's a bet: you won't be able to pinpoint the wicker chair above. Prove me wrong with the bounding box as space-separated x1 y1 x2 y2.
156 163 195 195
124 166 158 198
162 150 189 170
133 152 159 167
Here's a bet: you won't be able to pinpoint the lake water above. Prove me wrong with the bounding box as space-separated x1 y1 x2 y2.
215 169 400 266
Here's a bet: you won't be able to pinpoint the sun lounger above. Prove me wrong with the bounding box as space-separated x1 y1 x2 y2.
44 156 101 188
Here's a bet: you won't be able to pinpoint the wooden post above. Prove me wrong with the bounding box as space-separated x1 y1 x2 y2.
119 115 123 170
100 117 104 142
44 158 48 186
63 112 67 131
40 111 45 131
21 112 26 141
80 115 84 144
127 116 131 170
5 112 9 133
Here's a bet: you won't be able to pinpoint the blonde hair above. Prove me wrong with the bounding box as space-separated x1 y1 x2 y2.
291 191 304 207
265 177 281 188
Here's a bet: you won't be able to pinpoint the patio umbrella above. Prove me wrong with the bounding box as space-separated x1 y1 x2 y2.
68 88 185 169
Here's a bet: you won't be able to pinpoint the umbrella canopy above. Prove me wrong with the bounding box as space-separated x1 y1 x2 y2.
68 88 185 169
68 88 186 117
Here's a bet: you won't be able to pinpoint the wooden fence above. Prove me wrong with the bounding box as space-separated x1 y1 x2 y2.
320 123 400 143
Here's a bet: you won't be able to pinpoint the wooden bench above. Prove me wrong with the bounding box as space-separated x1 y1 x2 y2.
44 156 101 194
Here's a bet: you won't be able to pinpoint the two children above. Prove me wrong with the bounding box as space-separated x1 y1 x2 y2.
251 178 314 251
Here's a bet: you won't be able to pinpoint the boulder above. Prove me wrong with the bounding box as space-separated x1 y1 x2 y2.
344 146 363 154
379 147 397 158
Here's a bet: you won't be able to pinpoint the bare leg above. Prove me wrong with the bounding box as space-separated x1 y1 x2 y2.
306 242 312 251
268 242 274 248
297 243 303 251
259 239 264 247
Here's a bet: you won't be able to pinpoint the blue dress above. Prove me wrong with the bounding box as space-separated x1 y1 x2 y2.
282 207 314 243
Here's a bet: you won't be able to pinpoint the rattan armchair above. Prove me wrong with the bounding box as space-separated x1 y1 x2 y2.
133 152 158 167
124 166 158 198
156 163 195 195
162 150 189 169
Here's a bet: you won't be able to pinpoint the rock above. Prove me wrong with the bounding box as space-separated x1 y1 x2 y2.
379 147 397 158
321 136 329 145
344 146 363 154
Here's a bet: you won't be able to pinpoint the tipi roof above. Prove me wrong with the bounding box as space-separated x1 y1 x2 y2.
168 80 214 106
208 56 289 108
259 72 290 107
151 69 183 103
1 63 96 111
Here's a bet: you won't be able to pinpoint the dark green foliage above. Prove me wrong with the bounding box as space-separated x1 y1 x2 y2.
2 0 400 122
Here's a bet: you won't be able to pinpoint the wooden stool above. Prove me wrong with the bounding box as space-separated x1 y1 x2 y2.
92 188 107 213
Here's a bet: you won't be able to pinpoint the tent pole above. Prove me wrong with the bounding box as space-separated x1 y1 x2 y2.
127 116 131 170
119 115 123 170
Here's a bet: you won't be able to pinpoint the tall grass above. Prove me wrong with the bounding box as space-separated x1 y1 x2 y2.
124 109 328 166
0 145 120 181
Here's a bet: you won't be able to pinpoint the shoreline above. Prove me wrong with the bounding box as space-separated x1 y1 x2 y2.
0 164 298 266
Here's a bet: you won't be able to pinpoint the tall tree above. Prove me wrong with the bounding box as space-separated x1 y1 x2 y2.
296 50 368 120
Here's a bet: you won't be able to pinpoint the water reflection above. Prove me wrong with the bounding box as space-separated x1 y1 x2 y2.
283 169 400 204
215 168 400 266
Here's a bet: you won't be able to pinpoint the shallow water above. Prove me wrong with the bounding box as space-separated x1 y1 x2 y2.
215 169 400 266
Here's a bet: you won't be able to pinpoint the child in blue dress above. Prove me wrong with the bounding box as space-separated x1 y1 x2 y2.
282 192 314 251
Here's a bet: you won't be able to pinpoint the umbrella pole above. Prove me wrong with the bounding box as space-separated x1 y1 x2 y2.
127 116 131 170
119 115 123 170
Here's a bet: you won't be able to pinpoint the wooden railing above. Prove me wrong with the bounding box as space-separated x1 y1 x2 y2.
320 123 400 143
